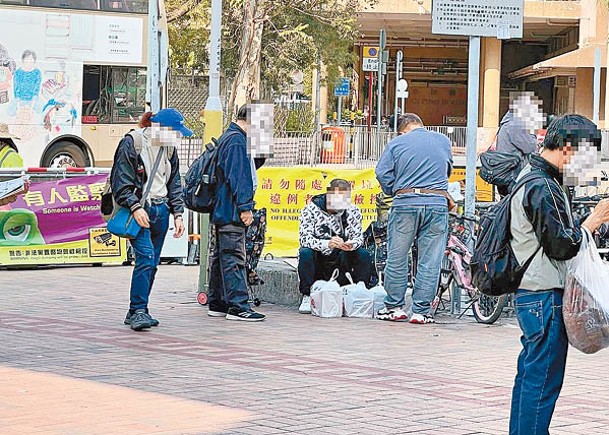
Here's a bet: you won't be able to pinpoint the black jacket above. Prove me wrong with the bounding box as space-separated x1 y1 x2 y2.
110 134 184 216
510 155 582 290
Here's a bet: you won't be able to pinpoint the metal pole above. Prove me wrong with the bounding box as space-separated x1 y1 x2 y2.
455 35 481 315
394 50 403 133
376 29 386 144
315 58 321 129
146 0 160 112
367 72 373 132
198 0 224 296
594 46 601 124
337 96 342 126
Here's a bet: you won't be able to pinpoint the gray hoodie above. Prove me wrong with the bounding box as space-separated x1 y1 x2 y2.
496 111 538 156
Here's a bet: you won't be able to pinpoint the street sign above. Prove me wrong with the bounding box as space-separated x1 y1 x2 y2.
362 46 379 71
396 79 409 99
431 0 524 39
363 58 378 72
363 46 379 58
334 78 350 97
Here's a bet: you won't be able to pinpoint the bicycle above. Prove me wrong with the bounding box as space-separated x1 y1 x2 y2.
431 212 508 324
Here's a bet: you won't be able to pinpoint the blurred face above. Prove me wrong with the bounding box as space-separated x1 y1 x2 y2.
511 92 545 134
562 140 602 186
22 55 35 72
150 123 182 147
327 188 351 212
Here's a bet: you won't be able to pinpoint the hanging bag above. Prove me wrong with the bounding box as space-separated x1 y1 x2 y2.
107 146 165 239
563 227 609 354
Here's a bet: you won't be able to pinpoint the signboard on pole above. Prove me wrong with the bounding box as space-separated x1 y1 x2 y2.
431 0 524 39
334 78 350 97
396 79 409 99
362 46 379 72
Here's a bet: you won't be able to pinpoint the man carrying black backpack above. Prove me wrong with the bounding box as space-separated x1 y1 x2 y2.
207 104 265 322
507 114 609 434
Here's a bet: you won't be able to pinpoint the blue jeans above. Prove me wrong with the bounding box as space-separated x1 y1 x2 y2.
129 202 170 311
510 289 568 435
384 205 448 314
208 223 251 312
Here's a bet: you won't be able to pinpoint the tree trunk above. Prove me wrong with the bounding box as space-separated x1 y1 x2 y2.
227 0 265 118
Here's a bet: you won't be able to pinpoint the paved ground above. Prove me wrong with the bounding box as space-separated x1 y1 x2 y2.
1 265 609 435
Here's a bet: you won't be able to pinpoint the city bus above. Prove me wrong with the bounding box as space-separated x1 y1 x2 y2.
0 0 148 167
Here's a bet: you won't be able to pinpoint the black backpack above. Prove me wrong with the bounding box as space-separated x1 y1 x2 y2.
471 172 542 296
479 150 527 193
183 138 221 213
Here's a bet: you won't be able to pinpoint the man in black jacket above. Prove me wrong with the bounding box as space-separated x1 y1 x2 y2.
508 114 609 434
207 104 265 322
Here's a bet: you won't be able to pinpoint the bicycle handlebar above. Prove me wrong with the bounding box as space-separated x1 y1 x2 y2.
449 212 479 223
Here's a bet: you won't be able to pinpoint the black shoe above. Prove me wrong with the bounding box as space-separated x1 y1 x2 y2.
128 309 152 331
125 310 159 327
226 307 266 322
208 304 228 317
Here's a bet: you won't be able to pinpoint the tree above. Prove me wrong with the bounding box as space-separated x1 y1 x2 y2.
223 0 375 117
166 0 210 72
166 0 374 117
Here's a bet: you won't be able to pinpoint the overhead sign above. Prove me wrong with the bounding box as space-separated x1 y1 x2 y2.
431 0 524 39
396 79 409 99
334 78 350 97
362 46 379 72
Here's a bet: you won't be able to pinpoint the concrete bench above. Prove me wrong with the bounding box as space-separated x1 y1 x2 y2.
251 259 300 308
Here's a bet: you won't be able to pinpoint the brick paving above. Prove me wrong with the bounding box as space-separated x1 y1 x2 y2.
1 265 609 434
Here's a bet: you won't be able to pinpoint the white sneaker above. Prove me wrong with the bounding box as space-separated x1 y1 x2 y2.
409 313 436 324
299 295 311 314
376 306 408 321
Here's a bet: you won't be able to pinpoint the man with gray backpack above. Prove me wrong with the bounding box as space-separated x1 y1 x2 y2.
473 114 609 434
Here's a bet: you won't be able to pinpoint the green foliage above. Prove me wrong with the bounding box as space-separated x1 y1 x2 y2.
166 0 210 72
167 0 375 95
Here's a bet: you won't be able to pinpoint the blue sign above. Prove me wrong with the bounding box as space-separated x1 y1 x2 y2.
334 78 350 97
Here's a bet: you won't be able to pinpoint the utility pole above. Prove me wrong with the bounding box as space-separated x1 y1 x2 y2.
198 0 224 296
376 29 386 150
394 50 403 133
146 0 160 112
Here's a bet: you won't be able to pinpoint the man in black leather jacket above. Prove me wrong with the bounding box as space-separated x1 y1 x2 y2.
508 114 609 434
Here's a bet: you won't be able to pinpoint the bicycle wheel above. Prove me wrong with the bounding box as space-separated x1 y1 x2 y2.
472 292 508 324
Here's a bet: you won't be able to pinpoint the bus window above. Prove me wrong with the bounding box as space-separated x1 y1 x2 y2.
101 0 147 13
82 65 145 124
29 0 99 10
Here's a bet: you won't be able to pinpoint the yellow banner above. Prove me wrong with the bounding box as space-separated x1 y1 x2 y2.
255 168 381 257
255 167 493 258
448 169 494 202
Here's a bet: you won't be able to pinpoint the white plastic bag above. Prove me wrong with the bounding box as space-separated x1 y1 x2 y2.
370 284 387 318
343 273 374 318
563 228 609 354
310 269 343 318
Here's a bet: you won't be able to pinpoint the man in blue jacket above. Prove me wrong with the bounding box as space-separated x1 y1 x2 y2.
207 105 265 321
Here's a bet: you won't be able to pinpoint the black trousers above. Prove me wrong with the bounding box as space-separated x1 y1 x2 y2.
208 224 250 311
298 247 371 295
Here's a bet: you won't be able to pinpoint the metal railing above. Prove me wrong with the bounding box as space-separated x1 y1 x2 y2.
176 125 469 170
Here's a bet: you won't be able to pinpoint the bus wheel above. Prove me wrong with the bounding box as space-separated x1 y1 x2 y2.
43 142 88 168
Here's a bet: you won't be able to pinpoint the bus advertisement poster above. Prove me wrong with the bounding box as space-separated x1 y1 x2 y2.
0 174 126 265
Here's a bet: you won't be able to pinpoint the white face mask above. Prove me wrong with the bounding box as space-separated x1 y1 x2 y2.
563 142 601 187
150 123 182 148
327 192 351 212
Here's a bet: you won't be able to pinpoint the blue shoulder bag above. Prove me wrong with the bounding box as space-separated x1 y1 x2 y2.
107 147 165 239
